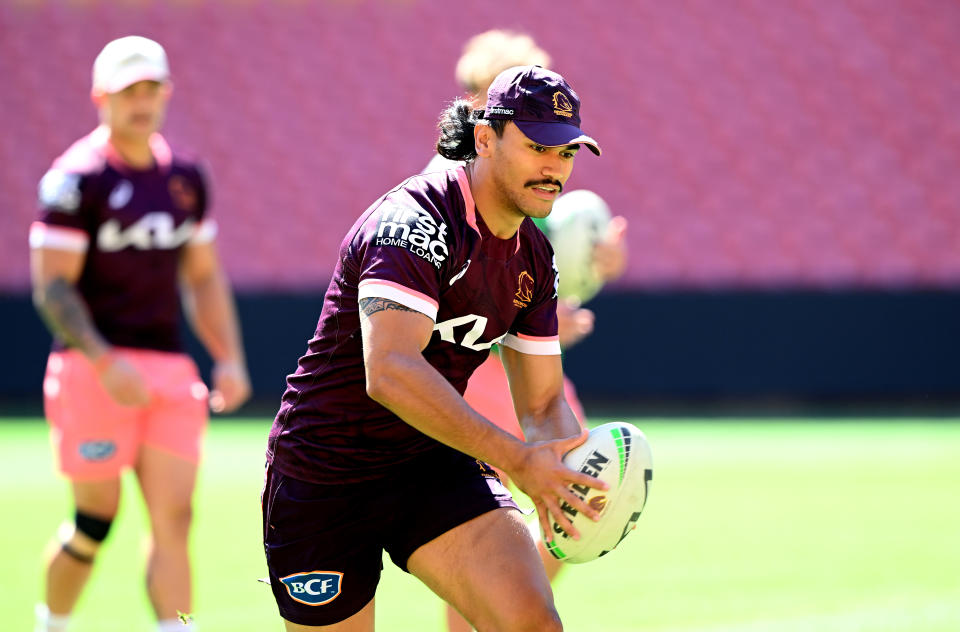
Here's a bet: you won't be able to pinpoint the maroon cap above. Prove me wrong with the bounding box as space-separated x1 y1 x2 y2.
481 65 601 156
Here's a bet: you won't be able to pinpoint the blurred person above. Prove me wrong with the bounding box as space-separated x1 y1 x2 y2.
263 65 605 631
29 36 251 632
425 29 629 632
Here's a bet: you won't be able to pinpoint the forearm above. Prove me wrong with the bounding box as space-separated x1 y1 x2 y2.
518 395 582 444
366 352 525 472
182 269 245 364
501 347 581 444
33 278 110 360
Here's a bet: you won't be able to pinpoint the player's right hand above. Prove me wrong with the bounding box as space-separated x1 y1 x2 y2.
507 429 609 542
95 354 150 407
209 360 251 413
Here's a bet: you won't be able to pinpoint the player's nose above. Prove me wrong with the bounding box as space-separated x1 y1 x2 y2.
540 153 567 182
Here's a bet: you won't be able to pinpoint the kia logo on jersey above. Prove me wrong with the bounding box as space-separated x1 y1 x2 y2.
97 212 197 251
280 571 343 606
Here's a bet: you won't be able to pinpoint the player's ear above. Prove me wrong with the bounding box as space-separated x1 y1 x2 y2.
474 123 494 158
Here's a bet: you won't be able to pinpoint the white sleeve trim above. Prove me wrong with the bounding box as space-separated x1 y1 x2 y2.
190 218 218 245
358 279 439 322
501 333 562 356
29 222 89 253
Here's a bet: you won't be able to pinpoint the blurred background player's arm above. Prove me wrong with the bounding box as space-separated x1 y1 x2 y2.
593 215 629 283
556 298 595 348
555 216 629 348
500 345 581 443
179 240 251 413
30 245 149 406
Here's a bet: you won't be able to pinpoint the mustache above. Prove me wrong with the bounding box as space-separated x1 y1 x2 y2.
524 178 563 193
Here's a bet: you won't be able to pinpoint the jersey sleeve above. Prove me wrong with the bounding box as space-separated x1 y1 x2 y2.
502 252 561 356
29 167 91 253
354 196 452 322
186 163 217 245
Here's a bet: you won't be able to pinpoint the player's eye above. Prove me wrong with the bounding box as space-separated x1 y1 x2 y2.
531 144 547 153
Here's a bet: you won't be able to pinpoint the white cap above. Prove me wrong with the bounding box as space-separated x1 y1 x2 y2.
92 36 169 95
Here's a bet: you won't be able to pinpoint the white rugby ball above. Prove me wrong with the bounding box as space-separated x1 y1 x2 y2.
545 189 612 303
543 421 653 564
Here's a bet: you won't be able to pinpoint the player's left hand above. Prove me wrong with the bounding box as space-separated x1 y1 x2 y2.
209 360 251 413
592 215 628 282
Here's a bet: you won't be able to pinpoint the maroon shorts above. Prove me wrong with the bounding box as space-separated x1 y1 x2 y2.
261 448 518 626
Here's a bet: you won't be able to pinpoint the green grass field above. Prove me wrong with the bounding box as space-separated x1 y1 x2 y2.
2 417 958 631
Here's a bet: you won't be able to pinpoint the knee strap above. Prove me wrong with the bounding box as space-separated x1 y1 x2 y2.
75 510 113 542
59 511 113 564
61 541 95 564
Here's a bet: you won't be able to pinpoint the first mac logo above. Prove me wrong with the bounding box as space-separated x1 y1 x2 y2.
375 204 449 269
280 571 343 605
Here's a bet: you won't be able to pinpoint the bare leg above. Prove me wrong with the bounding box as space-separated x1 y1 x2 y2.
444 523 566 632
135 446 197 621
44 478 120 615
539 538 565 581
412 508 562 632
281 597 375 631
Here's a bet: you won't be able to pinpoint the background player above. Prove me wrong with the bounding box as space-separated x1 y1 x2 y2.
425 30 629 631
29 36 250 632
263 66 606 631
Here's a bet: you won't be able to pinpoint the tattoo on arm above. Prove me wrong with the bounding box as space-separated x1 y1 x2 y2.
34 277 107 355
358 297 417 320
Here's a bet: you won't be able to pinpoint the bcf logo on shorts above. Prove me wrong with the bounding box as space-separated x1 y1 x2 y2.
280 571 343 605
79 440 116 461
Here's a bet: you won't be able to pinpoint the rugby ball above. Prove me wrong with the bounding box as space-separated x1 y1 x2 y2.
543 422 653 564
545 189 612 302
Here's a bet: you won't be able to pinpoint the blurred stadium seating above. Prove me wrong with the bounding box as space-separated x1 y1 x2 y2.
2 0 958 291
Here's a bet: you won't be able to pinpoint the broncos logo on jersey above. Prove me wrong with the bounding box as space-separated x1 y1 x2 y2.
514 271 535 308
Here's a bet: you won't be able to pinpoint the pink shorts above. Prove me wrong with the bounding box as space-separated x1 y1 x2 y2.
463 353 586 440
43 348 209 480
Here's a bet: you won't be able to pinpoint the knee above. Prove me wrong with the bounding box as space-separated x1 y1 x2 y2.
58 510 115 563
512 605 562 632
151 503 193 542
490 590 562 632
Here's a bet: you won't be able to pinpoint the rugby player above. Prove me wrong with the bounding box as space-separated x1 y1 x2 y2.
30 36 250 632
425 30 629 632
263 65 604 631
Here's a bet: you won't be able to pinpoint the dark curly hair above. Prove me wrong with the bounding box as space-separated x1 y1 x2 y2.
436 98 507 162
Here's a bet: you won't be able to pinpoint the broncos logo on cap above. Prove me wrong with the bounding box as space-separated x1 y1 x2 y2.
552 91 574 118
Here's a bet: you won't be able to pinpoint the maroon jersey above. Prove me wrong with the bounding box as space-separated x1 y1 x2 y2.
268 166 561 483
30 126 215 353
